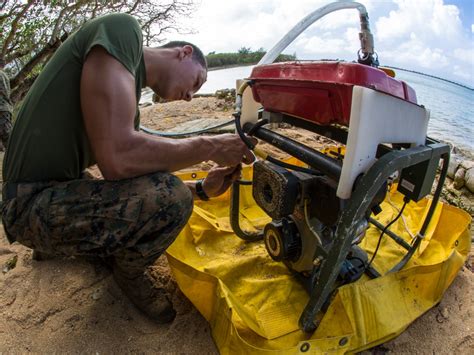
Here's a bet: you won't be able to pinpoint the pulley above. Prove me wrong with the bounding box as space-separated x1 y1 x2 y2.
264 219 302 262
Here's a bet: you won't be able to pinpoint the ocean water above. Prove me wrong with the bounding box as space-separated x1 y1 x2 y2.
142 65 473 152
394 70 473 153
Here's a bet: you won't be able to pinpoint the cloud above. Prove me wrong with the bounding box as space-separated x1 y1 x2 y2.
294 33 347 56
375 0 463 42
169 0 473 85
168 0 335 54
453 48 474 64
453 64 471 80
373 0 472 84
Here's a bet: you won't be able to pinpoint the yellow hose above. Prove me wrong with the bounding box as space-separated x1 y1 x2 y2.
253 148 268 160
237 80 250 96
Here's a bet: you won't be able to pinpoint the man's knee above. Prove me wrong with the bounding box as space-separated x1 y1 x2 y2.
136 172 193 230
156 173 193 226
124 173 193 256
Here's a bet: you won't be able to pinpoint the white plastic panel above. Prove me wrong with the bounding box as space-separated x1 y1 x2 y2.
337 85 429 199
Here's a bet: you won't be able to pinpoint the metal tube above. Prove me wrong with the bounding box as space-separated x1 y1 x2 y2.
244 123 342 180
281 113 348 144
368 217 411 251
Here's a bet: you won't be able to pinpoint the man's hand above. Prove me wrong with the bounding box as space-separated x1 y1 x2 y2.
207 134 257 166
201 164 242 198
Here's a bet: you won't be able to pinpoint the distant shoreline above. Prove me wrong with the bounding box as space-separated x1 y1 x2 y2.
208 63 255 72
384 66 473 91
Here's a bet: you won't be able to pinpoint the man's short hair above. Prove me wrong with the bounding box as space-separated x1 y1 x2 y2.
160 41 207 69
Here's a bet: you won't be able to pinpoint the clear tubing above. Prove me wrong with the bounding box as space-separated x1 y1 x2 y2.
258 1 368 65
235 1 370 153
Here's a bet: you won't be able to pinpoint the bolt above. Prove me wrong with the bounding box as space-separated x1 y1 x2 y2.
313 256 323 266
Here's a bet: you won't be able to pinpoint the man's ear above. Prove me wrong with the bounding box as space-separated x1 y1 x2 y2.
178 45 194 60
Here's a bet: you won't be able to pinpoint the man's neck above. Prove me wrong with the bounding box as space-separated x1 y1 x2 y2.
143 47 175 89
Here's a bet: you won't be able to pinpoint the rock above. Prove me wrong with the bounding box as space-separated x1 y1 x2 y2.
460 160 474 171
91 288 103 300
453 168 466 189
436 307 449 323
2 254 18 274
215 88 236 101
440 307 449 319
446 183 463 197
193 93 214 98
140 102 152 108
447 154 460 179
465 168 474 193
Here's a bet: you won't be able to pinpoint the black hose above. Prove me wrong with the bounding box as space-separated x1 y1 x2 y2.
230 181 264 242
366 200 408 270
388 150 450 273
140 119 235 137
233 112 257 149
236 114 324 176
266 156 322 175
246 118 269 136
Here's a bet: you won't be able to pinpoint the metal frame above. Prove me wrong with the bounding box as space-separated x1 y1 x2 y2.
299 143 449 332
229 125 450 333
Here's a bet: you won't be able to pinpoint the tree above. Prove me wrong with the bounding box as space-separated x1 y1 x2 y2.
237 47 251 55
0 0 196 104
206 48 297 69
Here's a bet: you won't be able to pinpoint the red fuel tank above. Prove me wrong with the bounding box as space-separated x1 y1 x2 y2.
249 61 417 126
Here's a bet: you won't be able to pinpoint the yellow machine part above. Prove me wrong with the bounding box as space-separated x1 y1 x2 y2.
169 162 471 354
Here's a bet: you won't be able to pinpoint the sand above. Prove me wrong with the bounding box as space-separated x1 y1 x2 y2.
0 97 472 353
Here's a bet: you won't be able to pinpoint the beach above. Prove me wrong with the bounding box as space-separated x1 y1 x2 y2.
0 97 472 353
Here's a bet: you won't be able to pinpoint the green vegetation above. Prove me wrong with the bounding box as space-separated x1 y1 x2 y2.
206 47 296 68
1 0 196 104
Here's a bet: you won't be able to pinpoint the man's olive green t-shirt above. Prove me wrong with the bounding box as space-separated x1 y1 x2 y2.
3 13 146 183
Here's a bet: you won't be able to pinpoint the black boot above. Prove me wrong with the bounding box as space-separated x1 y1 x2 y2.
112 258 176 323
32 249 55 261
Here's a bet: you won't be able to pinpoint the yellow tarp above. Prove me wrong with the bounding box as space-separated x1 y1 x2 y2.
168 164 471 354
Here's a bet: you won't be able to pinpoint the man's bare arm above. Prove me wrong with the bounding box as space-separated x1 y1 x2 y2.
80 47 253 180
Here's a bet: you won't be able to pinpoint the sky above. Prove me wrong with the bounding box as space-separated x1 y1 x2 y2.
168 0 474 87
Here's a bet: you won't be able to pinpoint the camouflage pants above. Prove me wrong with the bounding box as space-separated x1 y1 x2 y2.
1 172 193 269
0 111 12 149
